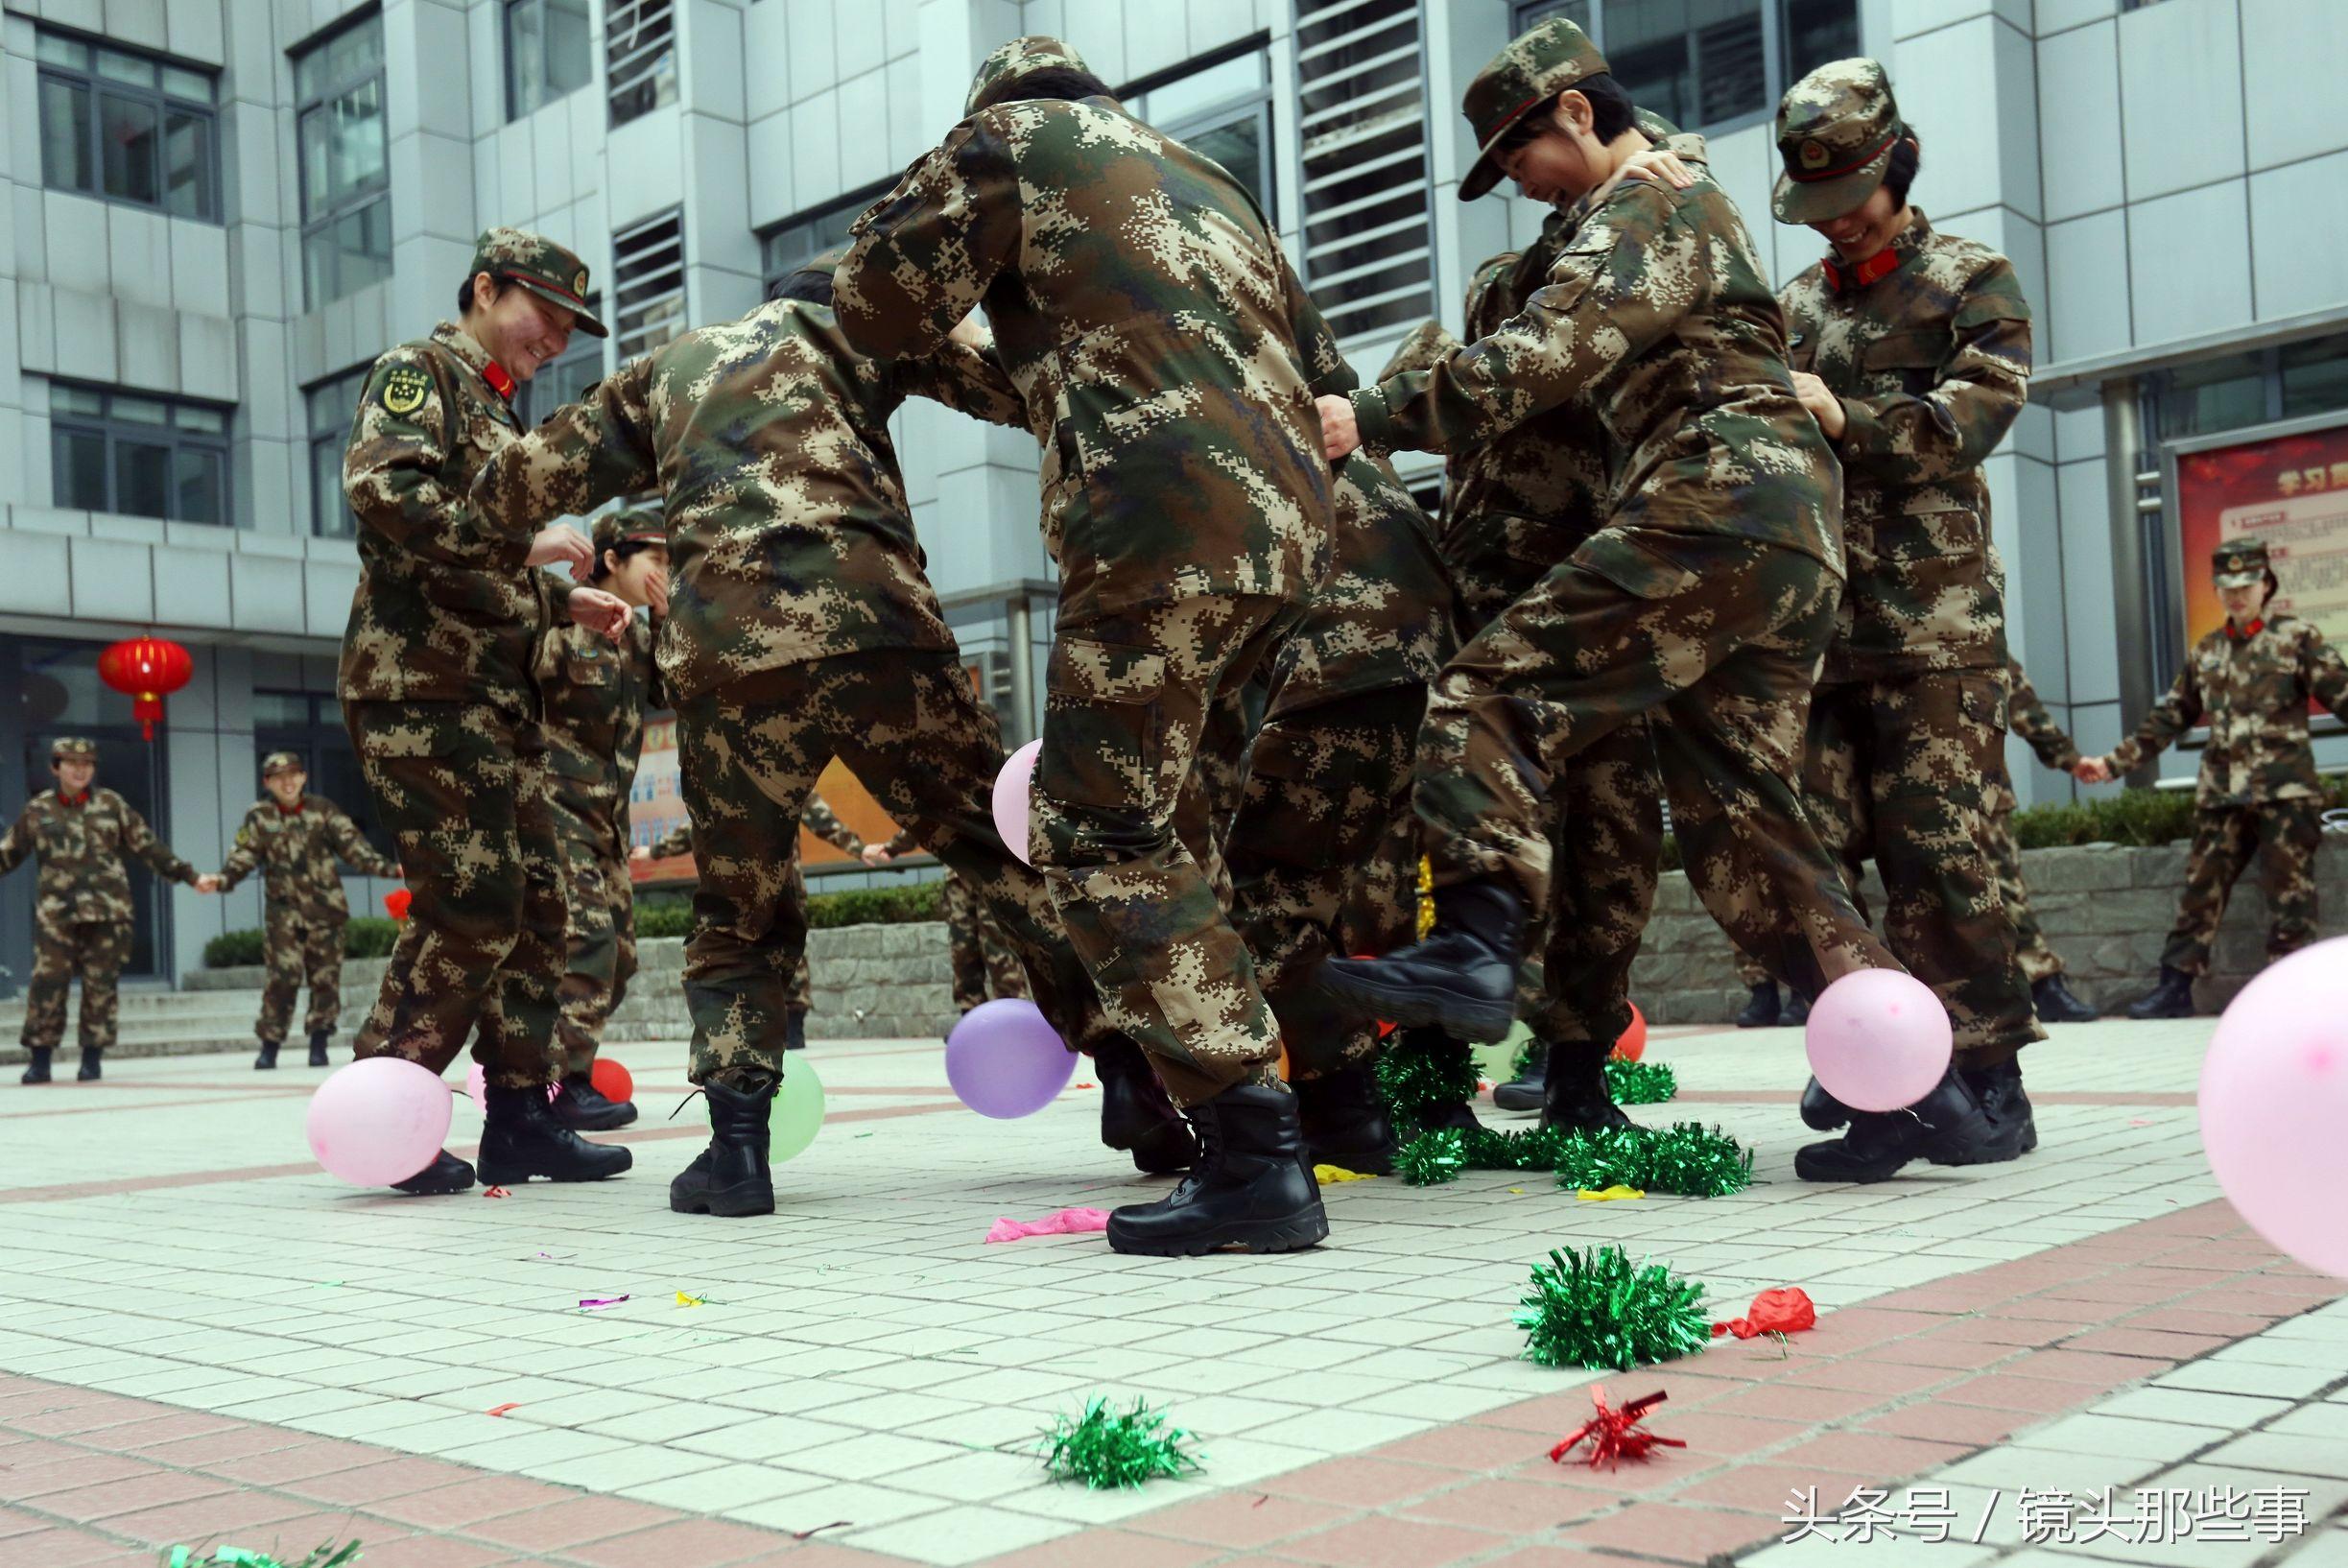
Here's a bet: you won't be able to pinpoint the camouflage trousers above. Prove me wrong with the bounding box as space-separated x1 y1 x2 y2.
941 868 1028 1013
256 906 347 1043
1417 533 1893 1006
22 918 131 1051
555 834 636 1077
1032 595 1300 1107
673 651 1108 1086
2161 799 2324 976
784 855 816 1016
1517 720 1665 1055
1986 806 2065 985
1221 682 1424 1082
346 701 566 1088
1801 675 2043 1063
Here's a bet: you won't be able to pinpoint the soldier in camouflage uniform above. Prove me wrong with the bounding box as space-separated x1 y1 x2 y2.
341 228 639 1195
1321 19 1999 1182
1750 59 2047 1164
3 738 215 1082
538 510 672 1131
837 36 1340 1254
470 243 1151 1219
2081 539 2348 1018
1997 659 2098 1022
939 868 1029 1017
216 751 397 1069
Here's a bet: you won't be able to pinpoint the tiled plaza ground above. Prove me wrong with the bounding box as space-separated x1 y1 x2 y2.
1 1019 2342 1567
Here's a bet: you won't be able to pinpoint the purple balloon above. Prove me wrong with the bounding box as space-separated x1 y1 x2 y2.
946 999 1076 1119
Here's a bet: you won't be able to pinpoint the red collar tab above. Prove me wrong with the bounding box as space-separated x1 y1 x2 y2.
59 791 89 809
481 359 515 401
2227 618 2265 642
1822 246 1904 294
276 799 306 817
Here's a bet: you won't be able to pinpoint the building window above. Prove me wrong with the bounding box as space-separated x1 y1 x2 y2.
1126 44 1276 215
1509 0 1859 134
521 319 607 426
306 367 370 538
759 183 890 297
506 0 593 120
35 30 220 222
253 691 391 859
1294 0 1437 344
294 15 391 309
611 210 686 360
607 0 677 129
51 383 230 525
2146 332 2348 443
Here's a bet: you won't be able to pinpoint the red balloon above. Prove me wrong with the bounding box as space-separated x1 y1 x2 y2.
1610 1002 1648 1062
589 1057 633 1105
384 888 412 921
97 635 195 741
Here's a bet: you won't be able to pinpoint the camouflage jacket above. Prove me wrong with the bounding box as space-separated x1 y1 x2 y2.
469 301 1020 702
540 611 665 851
1781 213 2032 682
217 796 394 918
1353 167 1840 580
0 787 198 926
2107 617 2348 805
2007 658 2080 772
340 322 570 716
834 48 1333 620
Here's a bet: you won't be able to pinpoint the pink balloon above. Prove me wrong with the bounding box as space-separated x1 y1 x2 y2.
1804 968 1953 1113
2200 937 2348 1278
993 739 1043 868
946 999 1076 1119
307 1057 454 1187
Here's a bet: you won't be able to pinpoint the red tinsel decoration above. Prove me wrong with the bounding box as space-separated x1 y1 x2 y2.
1547 1387 1684 1470
384 889 412 922
1712 1287 1817 1340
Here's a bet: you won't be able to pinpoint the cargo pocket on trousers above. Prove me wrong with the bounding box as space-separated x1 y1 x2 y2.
1572 529 1706 600
1040 636 1170 814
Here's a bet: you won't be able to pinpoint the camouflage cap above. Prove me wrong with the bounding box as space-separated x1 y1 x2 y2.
1459 17 1610 202
260 750 304 777
965 36 1100 118
50 736 97 763
2213 537 2271 589
469 227 609 338
592 506 667 558
1771 59 1904 225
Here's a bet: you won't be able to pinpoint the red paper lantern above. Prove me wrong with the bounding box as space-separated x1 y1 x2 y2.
97 635 194 741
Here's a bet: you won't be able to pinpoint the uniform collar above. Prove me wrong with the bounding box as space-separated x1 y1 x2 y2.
2226 617 2265 642
432 321 518 405
58 790 90 809
1821 208 1931 295
274 797 307 817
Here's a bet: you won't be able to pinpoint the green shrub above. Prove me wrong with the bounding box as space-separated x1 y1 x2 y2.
202 915 408 967
202 928 266 968
809 882 942 928
343 916 400 958
636 902 694 939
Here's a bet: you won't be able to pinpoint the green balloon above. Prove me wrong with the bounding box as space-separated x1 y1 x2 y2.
773 1057 826 1164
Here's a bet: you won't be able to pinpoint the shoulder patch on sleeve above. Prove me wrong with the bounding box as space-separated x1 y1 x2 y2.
379 366 433 416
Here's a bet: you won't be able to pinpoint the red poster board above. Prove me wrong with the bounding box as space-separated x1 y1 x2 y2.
2173 418 2348 659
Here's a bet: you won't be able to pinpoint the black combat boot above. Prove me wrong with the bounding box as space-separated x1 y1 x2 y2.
1940 1058 2036 1165
1794 1068 1995 1183
2031 974 2099 1024
1294 1063 1398 1176
1781 991 1811 1027
1492 1052 1544 1113
669 1076 775 1217
1800 1075 1853 1131
1320 881 1525 1041
553 1073 638 1130
1106 1083 1328 1256
20 1047 53 1084
1097 1038 1197 1175
786 1010 808 1051
254 1039 282 1071
1735 982 1781 1029
2127 965 2196 1020
307 1029 332 1066
1539 1041 1632 1135
477 1083 632 1185
391 1151 477 1196
76 1048 102 1081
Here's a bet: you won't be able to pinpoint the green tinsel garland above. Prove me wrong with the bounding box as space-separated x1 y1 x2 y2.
1395 1127 1468 1185
1514 1244 1713 1370
1039 1397 1203 1489
1374 1032 1482 1130
1551 1122 1752 1199
165 1544 361 1568
1510 1034 1544 1081
1604 1058 1678 1105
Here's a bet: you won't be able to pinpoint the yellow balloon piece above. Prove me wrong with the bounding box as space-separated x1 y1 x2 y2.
1577 1184 1646 1202
676 1292 706 1306
1313 1164 1379 1183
